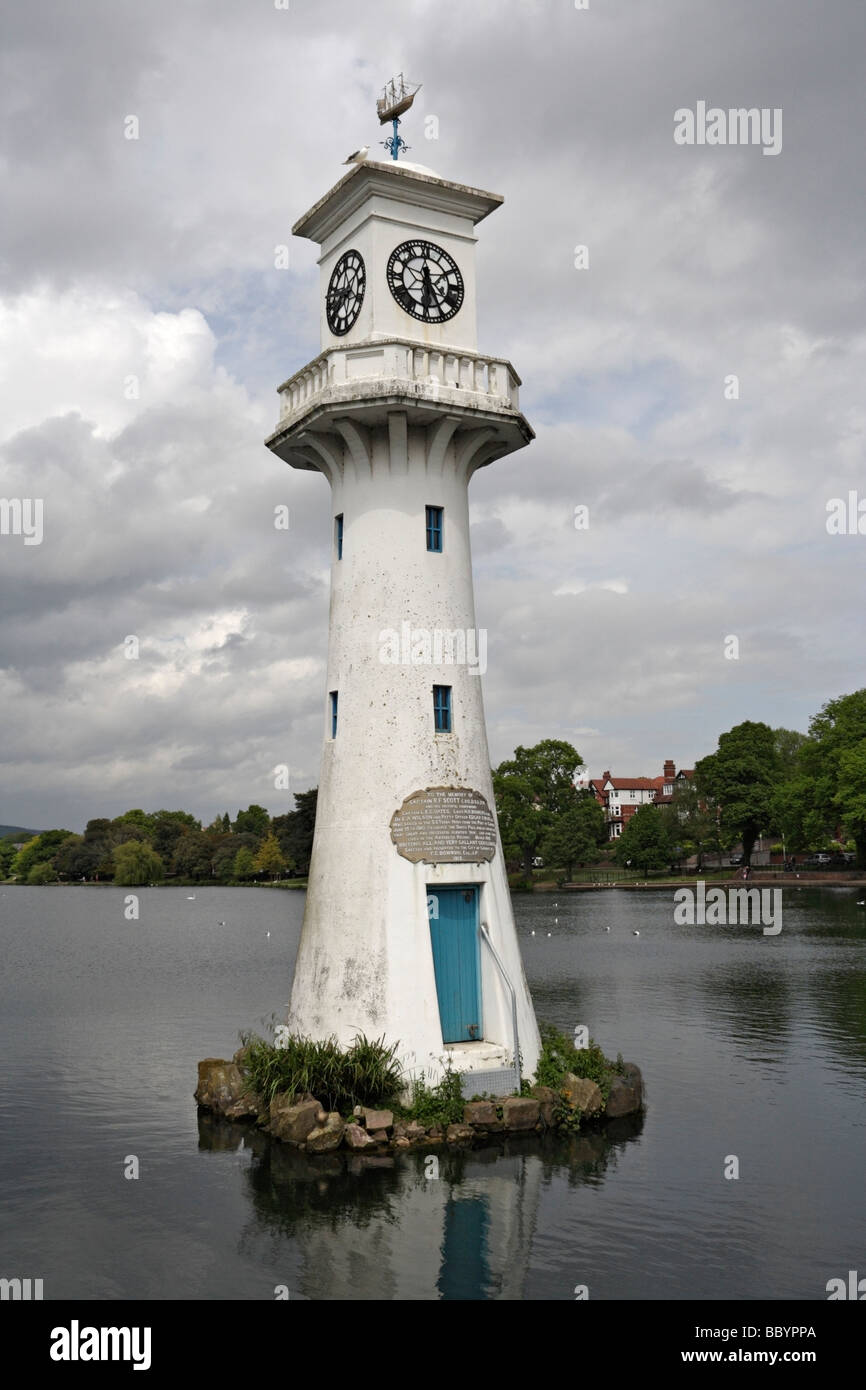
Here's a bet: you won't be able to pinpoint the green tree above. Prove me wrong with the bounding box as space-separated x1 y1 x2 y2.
233 804 270 839
0 837 18 879
272 788 317 876
667 779 720 869
804 690 866 866
83 818 117 879
11 836 40 880
212 844 238 882
27 861 58 884
774 728 808 777
112 840 165 886
233 847 257 881
540 791 605 879
493 740 583 880
113 809 154 836
614 803 674 875
770 771 826 855
150 810 200 863
53 833 101 880
213 833 259 882
835 740 866 866
172 831 216 880
13 830 72 881
254 832 289 880
695 721 777 865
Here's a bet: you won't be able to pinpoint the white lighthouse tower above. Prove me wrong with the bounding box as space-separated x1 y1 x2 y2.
266 84 541 1092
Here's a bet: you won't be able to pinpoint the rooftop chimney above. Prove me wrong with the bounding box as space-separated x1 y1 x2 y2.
664 759 676 779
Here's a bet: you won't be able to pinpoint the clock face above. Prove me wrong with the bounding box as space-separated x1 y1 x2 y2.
386 239 464 323
326 249 366 336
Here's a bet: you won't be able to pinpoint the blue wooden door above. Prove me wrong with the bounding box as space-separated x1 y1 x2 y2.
428 887 481 1043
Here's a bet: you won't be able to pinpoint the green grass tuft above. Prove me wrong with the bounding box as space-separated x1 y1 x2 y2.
239 1029 403 1112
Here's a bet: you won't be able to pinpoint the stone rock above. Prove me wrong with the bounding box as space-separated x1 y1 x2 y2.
225 1091 267 1124
232 1044 254 1068
195 1059 246 1113
394 1137 411 1149
305 1114 345 1153
268 1095 322 1145
446 1123 475 1144
361 1108 394 1133
561 1073 604 1116
344 1123 375 1151
501 1097 540 1131
530 1085 558 1127
604 1064 643 1118
369 1128 389 1144
405 1121 427 1141
392 1121 409 1140
463 1101 503 1132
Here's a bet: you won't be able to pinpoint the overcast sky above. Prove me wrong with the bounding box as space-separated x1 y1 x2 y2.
1 0 864 833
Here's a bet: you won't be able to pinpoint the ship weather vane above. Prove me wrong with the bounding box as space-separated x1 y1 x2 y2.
376 73 422 161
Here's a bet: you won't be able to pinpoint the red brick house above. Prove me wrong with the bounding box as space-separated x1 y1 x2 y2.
588 759 694 840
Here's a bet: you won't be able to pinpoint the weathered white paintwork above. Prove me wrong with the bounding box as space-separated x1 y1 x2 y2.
266 159 541 1086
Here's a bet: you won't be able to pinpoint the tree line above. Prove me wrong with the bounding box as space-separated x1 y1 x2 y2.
493 688 866 878
5 686 864 887
0 792 317 887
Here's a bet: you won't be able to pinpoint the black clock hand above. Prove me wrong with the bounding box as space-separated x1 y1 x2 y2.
421 262 435 309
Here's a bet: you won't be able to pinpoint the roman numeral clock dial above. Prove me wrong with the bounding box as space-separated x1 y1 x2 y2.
326 249 366 335
386 239 464 323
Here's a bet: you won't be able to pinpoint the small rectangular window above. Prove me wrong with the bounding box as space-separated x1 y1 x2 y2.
433 684 452 733
426 505 443 553
335 514 343 560
330 690 338 738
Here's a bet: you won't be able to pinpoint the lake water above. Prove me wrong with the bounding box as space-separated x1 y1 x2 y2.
0 884 864 1301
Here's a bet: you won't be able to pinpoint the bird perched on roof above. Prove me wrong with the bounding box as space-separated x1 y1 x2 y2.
343 145 370 165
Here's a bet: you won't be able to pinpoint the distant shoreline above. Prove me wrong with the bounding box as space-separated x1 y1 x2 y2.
5 876 864 892
532 875 866 891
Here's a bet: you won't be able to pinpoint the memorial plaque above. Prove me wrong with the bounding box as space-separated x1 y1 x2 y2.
390 786 497 864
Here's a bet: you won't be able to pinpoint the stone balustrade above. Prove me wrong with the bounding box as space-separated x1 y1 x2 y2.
277 339 522 424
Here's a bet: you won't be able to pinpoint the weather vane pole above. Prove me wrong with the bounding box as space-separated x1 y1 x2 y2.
376 73 422 161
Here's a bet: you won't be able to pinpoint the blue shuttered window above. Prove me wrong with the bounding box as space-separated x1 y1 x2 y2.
330 691 338 738
433 685 452 733
335 514 343 559
426 505 443 552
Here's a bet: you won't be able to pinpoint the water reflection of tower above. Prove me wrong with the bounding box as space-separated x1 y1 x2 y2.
291 1150 544 1301
225 1115 642 1299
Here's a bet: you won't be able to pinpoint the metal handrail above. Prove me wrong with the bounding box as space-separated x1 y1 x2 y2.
480 922 520 1090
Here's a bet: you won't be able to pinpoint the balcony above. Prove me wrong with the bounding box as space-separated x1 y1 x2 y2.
274 338 523 432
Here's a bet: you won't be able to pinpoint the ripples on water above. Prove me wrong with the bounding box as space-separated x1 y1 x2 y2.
0 884 864 1299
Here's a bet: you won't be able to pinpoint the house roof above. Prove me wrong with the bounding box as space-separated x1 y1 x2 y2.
599 776 659 791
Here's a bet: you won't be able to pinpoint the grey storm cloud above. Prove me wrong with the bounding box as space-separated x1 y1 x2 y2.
1 0 864 829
